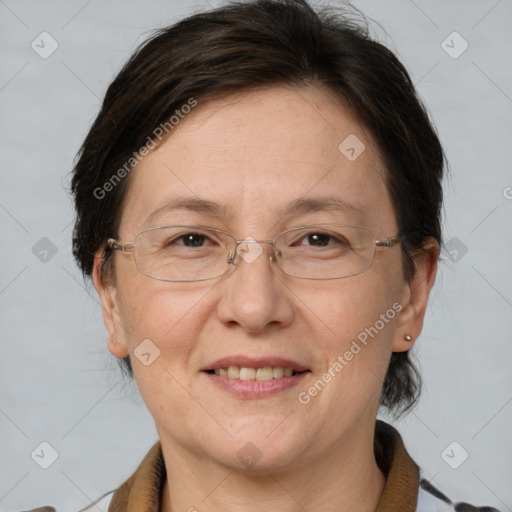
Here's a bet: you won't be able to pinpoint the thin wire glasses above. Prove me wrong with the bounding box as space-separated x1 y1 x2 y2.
107 225 403 282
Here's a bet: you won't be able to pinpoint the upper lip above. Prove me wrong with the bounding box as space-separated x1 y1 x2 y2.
203 356 310 372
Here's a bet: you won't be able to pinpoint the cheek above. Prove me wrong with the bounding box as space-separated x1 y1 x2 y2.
115 280 216 420
308 271 400 348
304 271 401 401
115 265 212 365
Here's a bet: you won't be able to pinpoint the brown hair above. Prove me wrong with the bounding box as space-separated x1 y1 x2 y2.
71 0 445 418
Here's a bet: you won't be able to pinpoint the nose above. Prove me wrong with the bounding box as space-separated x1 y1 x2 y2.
216 239 294 333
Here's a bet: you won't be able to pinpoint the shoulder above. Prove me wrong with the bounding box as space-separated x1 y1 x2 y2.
416 476 502 512
18 490 114 512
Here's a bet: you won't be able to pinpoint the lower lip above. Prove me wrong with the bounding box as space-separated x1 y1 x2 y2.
203 371 310 398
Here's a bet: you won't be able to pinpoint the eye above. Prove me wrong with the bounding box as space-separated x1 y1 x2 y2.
293 231 349 248
171 232 212 248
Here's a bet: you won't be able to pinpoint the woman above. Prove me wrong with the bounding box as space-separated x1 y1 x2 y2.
29 0 500 510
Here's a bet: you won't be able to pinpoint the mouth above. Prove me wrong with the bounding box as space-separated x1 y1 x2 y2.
202 357 311 398
205 366 309 380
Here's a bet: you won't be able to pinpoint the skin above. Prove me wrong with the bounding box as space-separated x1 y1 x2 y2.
93 84 438 511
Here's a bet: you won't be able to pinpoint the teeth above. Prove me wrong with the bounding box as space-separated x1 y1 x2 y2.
227 366 240 379
240 367 256 380
272 367 284 378
256 367 273 381
213 365 300 380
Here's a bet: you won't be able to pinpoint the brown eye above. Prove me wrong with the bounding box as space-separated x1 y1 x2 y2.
293 231 349 248
173 233 210 247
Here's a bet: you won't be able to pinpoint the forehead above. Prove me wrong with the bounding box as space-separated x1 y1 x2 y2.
120 84 393 235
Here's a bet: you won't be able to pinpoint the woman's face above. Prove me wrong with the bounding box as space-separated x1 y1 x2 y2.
95 85 435 471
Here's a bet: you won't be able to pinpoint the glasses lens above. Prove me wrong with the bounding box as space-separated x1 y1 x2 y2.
275 225 376 279
134 226 235 282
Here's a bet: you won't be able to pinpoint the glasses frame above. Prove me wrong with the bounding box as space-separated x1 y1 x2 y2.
107 224 404 282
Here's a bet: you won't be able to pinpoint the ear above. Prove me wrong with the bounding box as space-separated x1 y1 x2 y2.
392 238 439 352
92 249 129 359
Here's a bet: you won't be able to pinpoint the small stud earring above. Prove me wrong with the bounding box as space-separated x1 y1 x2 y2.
404 334 413 342
113 339 118 345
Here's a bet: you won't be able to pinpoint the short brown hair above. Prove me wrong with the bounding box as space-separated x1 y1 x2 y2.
71 0 445 418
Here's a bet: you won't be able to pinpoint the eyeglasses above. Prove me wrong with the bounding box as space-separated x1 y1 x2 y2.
107 225 403 282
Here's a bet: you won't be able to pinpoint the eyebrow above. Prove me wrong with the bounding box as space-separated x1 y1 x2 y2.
144 195 362 226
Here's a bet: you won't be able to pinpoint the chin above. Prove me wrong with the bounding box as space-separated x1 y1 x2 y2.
207 417 312 471
212 444 305 474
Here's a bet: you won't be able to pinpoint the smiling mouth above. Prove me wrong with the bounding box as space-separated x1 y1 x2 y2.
205 366 310 381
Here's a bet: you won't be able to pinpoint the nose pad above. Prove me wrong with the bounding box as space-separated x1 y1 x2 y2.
226 251 238 265
270 249 281 263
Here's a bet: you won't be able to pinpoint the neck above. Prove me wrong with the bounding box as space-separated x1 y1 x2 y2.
160 421 386 512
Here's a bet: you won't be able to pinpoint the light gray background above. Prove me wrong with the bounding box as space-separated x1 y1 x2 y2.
1 0 511 510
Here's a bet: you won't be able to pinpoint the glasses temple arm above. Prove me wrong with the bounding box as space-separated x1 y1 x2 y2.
107 238 135 252
375 235 404 248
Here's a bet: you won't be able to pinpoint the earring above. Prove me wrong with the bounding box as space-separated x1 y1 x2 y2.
113 338 118 345
404 334 413 342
